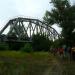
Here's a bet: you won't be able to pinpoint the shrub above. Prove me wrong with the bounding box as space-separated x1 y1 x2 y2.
7 42 25 50
0 43 9 50
20 43 33 52
32 34 52 51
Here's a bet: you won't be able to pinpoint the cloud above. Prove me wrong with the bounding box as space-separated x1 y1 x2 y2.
14 0 50 19
1 0 74 33
52 24 62 34
0 0 51 26
0 0 19 19
70 0 75 5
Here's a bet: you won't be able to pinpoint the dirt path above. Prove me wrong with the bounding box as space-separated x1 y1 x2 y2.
43 57 63 75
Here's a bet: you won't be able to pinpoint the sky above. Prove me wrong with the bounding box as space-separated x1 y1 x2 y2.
0 0 51 24
0 0 74 33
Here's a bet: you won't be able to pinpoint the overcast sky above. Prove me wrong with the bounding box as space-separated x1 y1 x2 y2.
0 0 74 33
0 0 50 24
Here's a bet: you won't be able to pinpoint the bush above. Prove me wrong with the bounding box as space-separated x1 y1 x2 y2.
32 34 52 51
0 43 9 50
7 41 25 50
20 43 33 52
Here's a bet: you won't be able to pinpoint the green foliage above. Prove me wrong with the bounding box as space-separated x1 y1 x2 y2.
0 51 52 75
44 0 71 25
7 42 25 50
44 0 75 46
0 43 9 50
20 43 33 52
32 34 52 51
52 38 65 48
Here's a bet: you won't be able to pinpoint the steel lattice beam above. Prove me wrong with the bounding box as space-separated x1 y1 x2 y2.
0 17 61 42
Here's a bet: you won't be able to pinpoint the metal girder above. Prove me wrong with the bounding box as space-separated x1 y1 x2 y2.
0 17 61 42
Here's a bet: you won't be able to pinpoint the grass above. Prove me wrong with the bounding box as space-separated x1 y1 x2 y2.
0 51 53 75
55 54 75 75
0 51 75 75
62 59 75 75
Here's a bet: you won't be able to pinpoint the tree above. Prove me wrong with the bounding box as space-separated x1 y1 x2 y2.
43 0 75 46
32 34 52 51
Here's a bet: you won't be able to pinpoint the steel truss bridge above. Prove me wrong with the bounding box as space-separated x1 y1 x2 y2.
0 17 60 42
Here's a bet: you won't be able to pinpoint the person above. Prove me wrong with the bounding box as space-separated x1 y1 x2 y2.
59 47 64 56
53 48 58 56
71 47 75 60
67 46 72 61
63 45 67 57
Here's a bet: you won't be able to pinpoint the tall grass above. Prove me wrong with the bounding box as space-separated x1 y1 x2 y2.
0 51 52 75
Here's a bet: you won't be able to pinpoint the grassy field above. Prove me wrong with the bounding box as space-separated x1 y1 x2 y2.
0 51 53 75
61 59 75 75
0 51 75 75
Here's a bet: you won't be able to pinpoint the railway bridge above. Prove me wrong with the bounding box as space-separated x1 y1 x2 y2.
0 17 61 42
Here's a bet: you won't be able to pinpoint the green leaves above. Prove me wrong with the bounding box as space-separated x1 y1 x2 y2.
44 0 75 46
32 34 52 51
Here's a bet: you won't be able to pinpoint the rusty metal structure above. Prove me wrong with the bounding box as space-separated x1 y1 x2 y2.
0 17 60 42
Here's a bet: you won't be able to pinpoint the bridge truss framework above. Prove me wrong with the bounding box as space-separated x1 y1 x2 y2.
0 17 61 42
